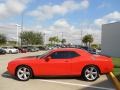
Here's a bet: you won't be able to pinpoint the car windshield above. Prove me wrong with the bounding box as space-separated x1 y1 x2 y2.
36 50 51 58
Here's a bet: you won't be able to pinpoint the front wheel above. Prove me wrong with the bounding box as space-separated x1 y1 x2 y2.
16 66 32 81
82 66 99 81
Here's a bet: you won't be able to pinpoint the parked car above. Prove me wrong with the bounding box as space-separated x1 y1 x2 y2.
96 49 101 54
88 48 97 54
81 46 97 54
7 48 113 81
0 48 6 55
45 46 53 50
14 47 27 53
46 46 57 50
37 46 46 50
22 46 37 52
34 47 39 51
2 47 18 54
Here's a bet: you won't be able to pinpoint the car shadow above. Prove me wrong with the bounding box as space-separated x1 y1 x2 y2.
33 76 84 80
78 74 116 90
77 80 115 90
1 72 116 89
2 71 84 81
1 71 16 80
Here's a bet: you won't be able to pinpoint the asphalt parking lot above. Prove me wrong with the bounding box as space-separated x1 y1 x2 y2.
0 51 116 90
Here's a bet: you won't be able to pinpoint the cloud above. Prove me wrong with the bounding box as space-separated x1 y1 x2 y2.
0 18 101 44
50 20 101 44
94 11 120 26
28 0 89 21
0 24 21 40
0 0 30 19
52 19 72 29
98 2 110 8
29 19 101 44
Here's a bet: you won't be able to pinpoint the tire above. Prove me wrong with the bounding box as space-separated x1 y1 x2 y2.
9 50 12 54
82 65 99 81
16 66 32 81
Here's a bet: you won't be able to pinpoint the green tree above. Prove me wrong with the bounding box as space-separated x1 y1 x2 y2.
49 37 54 45
53 36 60 44
61 38 66 45
7 41 17 46
82 34 93 47
82 36 88 46
20 31 43 45
49 36 60 45
0 34 7 45
91 44 98 49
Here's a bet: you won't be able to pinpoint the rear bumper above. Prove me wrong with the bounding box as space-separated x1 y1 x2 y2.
101 61 114 74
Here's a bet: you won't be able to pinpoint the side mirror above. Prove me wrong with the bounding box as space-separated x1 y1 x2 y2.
45 56 51 61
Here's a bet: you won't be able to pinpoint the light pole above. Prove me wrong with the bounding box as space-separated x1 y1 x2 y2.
61 32 63 40
21 12 24 46
0 24 21 46
80 29 83 46
60 32 63 45
80 24 84 46
43 33 46 45
16 24 21 46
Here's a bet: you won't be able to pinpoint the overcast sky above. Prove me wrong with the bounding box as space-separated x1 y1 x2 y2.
0 0 120 44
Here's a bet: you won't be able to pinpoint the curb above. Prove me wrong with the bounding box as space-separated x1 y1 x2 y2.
109 72 120 90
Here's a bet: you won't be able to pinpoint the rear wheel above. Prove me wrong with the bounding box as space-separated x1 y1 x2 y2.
16 66 32 81
82 66 99 81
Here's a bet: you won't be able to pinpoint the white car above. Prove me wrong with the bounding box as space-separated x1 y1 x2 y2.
2 47 19 54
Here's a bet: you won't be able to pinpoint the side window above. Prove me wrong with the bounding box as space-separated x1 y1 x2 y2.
69 51 80 58
50 51 80 59
50 51 68 59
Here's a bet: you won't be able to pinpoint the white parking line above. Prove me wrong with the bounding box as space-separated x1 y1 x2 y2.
40 79 115 90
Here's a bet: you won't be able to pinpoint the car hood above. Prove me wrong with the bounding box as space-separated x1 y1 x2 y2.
8 56 40 69
11 56 38 62
18 56 37 59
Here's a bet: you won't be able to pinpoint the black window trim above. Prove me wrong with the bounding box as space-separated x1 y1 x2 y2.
49 50 80 59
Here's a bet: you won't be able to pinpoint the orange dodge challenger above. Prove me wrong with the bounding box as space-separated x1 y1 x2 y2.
7 48 113 81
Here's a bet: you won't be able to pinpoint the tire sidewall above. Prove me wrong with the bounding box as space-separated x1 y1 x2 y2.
9 50 12 54
16 66 32 81
82 65 99 81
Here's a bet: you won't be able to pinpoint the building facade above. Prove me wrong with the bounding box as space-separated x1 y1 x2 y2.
101 22 120 57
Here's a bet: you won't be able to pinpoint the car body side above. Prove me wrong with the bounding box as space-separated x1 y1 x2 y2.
2 47 18 54
7 48 113 77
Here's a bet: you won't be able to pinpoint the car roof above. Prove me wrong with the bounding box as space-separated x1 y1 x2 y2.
51 48 91 56
52 48 83 52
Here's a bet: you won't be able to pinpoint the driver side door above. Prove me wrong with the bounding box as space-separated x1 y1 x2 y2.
39 51 72 75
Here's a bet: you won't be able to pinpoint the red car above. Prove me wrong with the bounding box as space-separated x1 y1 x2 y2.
14 47 27 53
7 48 113 81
